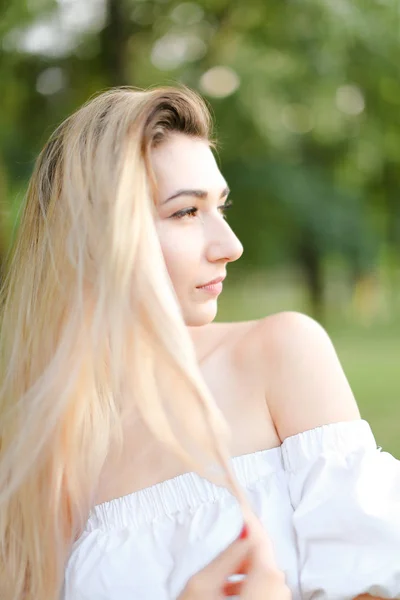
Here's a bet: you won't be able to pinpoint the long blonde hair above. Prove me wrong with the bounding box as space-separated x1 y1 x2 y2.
0 87 246 600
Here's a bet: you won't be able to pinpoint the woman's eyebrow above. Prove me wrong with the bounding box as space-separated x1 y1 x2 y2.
163 186 230 204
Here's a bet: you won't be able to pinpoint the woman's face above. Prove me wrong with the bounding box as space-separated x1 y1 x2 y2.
152 133 243 326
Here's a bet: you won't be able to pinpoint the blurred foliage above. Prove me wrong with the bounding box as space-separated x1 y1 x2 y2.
1 0 400 320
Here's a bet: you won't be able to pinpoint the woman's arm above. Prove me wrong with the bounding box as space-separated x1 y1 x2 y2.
258 311 360 440
256 313 400 600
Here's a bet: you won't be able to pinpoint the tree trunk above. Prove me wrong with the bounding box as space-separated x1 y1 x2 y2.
99 0 130 86
298 237 324 322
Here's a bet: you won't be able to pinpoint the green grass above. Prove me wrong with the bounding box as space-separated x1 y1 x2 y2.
217 273 400 458
333 327 400 457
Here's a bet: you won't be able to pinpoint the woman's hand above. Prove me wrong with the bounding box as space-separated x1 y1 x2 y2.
354 597 387 599
178 524 291 599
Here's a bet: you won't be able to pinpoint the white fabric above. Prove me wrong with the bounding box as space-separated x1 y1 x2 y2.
63 420 400 599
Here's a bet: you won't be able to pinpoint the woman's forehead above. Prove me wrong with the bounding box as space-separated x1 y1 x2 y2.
151 133 226 199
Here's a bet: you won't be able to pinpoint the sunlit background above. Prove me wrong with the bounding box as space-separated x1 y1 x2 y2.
1 0 399 454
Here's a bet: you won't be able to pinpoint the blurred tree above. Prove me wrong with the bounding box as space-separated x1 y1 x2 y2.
0 0 399 318
99 0 130 85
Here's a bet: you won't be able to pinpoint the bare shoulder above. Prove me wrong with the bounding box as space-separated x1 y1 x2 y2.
255 310 332 354
195 313 360 449
211 312 330 365
253 311 361 441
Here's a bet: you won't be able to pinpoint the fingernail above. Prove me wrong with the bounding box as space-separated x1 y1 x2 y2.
239 524 248 540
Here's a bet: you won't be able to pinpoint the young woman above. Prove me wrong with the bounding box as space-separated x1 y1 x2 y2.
0 86 398 600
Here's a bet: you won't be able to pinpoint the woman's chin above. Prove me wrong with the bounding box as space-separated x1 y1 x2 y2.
184 302 218 327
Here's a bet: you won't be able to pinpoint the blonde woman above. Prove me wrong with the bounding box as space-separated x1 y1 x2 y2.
0 87 398 600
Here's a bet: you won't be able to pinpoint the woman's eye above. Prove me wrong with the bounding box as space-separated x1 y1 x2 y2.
218 199 233 218
171 207 198 219
170 200 232 220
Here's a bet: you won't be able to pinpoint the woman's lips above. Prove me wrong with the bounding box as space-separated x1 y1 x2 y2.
196 276 225 296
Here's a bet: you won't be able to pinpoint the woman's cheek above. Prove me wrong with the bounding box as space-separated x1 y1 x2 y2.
156 221 202 273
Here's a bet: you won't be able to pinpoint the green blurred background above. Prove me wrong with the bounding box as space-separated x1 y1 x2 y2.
1 0 399 454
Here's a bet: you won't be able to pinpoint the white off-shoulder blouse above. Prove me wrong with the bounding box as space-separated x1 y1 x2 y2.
63 420 400 599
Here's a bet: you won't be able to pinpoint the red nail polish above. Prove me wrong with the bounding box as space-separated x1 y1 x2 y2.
239 524 248 540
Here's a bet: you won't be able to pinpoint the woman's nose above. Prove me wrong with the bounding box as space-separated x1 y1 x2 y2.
205 219 243 264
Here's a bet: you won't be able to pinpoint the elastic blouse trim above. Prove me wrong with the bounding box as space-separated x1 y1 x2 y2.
86 419 376 531
87 446 283 531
